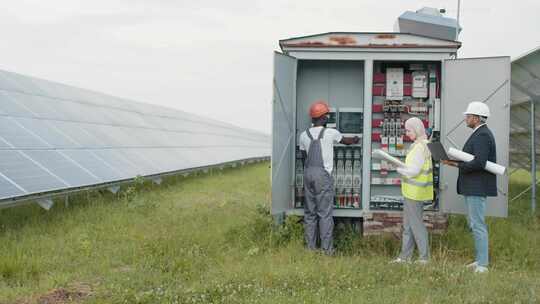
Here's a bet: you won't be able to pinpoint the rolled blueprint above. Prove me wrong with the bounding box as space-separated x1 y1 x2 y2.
447 147 506 175
372 149 406 168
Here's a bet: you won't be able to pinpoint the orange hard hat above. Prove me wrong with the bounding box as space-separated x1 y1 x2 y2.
309 100 330 118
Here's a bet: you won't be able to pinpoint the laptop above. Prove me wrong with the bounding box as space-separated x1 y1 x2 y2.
427 142 450 161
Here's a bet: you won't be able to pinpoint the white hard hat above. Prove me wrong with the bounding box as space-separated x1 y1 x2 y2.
463 101 490 118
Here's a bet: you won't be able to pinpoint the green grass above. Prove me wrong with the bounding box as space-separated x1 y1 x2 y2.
0 163 538 303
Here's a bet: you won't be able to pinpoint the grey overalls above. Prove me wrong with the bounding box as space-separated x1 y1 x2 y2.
303 127 334 254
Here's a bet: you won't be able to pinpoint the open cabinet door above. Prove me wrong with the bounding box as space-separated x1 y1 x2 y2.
441 57 510 217
271 52 297 217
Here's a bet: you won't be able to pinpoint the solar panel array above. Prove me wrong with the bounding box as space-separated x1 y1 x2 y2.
0 69 270 204
510 47 540 171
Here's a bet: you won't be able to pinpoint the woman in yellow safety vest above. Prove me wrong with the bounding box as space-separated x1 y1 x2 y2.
391 117 433 264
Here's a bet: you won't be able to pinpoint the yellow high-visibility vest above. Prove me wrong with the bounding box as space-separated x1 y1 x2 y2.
401 141 434 201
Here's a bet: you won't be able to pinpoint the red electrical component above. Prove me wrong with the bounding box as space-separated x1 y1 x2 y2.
403 84 412 96
372 119 384 128
372 104 384 113
372 85 385 96
404 73 412 84
373 73 385 83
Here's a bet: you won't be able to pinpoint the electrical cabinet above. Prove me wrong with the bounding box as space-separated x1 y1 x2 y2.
271 32 510 229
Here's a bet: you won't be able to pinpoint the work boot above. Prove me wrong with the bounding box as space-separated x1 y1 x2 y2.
474 266 489 273
389 257 410 264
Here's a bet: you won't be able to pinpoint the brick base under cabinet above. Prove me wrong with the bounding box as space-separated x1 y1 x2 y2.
363 211 448 236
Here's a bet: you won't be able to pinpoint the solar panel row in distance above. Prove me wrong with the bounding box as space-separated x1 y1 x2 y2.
0 69 270 206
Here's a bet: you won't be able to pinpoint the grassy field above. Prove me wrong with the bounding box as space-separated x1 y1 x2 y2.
0 162 538 303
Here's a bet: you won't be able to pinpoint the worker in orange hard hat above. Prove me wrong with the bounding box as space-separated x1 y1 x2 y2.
298 100 359 255
309 100 331 119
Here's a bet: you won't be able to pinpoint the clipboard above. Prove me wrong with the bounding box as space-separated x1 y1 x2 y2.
372 149 405 167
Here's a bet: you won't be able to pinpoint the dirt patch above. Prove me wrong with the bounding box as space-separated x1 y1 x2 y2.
36 288 85 304
16 283 92 304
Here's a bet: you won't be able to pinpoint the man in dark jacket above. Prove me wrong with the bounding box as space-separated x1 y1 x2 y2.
442 101 497 274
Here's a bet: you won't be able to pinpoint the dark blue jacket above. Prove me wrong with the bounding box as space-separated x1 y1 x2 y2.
457 124 498 197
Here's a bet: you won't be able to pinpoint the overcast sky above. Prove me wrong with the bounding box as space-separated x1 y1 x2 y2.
1 0 539 133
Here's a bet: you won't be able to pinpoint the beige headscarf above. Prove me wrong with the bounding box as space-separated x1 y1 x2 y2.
405 117 430 158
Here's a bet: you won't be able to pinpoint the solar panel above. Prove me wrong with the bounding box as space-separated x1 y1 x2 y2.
23 150 100 186
0 69 270 206
0 174 26 199
93 149 143 178
0 117 50 149
0 71 26 92
10 94 64 119
0 91 34 116
50 121 106 147
0 150 68 193
14 118 78 148
61 150 124 181
121 149 161 175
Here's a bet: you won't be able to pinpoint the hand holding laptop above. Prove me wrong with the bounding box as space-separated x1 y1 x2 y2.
441 159 460 167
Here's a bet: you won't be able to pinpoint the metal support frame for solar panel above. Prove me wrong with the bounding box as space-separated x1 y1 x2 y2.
0 69 270 209
509 46 540 214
